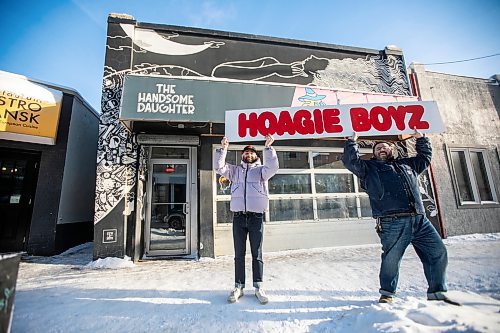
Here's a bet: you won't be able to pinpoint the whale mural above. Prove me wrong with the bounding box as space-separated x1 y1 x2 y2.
120 23 225 55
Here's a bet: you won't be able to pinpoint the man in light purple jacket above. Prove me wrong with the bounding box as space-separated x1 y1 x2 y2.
214 134 279 304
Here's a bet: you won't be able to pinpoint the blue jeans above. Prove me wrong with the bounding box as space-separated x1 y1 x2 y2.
377 214 448 297
232 212 264 289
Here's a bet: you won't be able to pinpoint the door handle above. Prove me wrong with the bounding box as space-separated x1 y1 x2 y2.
183 203 189 215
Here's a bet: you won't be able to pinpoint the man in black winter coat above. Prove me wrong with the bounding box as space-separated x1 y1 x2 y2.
342 130 458 305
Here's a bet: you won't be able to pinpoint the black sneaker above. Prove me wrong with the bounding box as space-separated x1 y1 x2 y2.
427 293 461 306
378 295 394 303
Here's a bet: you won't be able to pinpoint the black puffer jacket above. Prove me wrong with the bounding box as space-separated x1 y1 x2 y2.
342 137 432 218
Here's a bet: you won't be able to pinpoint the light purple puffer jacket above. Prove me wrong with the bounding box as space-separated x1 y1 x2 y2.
214 147 279 213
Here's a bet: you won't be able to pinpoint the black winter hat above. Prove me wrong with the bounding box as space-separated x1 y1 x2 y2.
242 145 257 153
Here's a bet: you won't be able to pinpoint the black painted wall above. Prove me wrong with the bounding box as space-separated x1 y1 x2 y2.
93 15 135 259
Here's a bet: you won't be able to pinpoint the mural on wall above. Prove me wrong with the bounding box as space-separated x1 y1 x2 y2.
298 87 327 106
121 24 225 55
95 22 415 223
313 55 410 95
95 66 138 222
121 23 412 94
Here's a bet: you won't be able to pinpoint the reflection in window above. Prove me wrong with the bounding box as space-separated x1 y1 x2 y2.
151 147 189 159
277 151 309 169
269 199 313 221
0 159 27 204
269 174 311 194
470 152 493 201
214 147 373 224
357 178 367 193
317 197 357 219
152 164 186 204
216 201 232 224
315 174 354 193
360 196 372 217
451 151 474 201
313 152 344 169
220 150 240 165
449 148 497 205
216 174 232 195
151 204 185 227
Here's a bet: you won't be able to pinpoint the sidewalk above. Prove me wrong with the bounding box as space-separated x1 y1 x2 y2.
12 233 500 332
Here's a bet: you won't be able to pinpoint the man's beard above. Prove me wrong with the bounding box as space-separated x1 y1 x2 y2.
242 156 257 163
377 151 392 160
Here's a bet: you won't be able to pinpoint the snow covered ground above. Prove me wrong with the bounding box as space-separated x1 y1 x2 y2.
12 233 500 333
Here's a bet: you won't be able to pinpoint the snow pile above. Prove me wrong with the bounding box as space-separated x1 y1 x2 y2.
84 255 135 269
58 242 93 256
443 232 500 244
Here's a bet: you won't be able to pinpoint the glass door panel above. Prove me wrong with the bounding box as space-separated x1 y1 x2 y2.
149 163 188 253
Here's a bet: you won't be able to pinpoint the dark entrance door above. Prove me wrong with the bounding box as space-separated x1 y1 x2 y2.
0 149 40 252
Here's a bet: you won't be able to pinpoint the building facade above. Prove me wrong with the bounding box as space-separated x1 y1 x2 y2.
94 14 442 260
0 71 99 255
409 64 500 236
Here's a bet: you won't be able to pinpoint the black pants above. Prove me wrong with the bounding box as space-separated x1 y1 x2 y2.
232 212 264 289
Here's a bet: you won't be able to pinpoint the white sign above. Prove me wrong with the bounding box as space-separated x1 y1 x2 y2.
225 101 444 142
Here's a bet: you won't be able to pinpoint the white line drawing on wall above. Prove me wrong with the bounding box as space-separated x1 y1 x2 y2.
120 24 225 55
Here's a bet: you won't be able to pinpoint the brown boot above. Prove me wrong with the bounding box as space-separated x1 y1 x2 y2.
378 295 394 303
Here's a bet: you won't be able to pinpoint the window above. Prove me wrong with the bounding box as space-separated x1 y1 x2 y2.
213 146 372 224
448 147 498 206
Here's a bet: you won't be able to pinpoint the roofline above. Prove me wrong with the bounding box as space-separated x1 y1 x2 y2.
424 70 495 82
0 70 99 118
108 13 392 56
408 63 498 83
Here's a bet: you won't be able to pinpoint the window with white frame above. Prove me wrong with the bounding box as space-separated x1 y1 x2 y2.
448 147 498 206
213 146 372 224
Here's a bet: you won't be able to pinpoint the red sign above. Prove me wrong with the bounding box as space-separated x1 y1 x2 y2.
225 101 443 142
